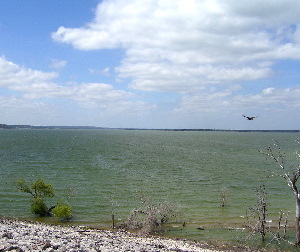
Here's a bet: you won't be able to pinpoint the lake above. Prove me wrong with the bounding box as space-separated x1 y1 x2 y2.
0 129 299 248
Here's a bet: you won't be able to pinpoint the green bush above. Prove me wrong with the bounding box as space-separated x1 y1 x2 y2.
31 197 49 216
16 179 54 198
16 178 73 221
31 179 54 198
53 201 72 221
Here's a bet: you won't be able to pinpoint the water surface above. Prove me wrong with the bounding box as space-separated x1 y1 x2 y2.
0 129 299 247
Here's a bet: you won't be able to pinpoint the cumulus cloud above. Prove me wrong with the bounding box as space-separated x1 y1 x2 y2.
233 86 300 108
52 0 300 92
119 62 273 92
0 56 58 89
0 56 153 114
0 95 45 110
176 86 300 114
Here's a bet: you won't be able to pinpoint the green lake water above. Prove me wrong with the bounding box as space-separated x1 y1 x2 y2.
0 129 299 249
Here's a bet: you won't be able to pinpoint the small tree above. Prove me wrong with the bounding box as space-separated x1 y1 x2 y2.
16 179 55 216
16 179 72 220
16 179 54 198
249 184 268 241
264 139 300 245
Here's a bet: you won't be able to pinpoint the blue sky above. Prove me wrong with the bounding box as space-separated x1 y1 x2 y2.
0 0 300 130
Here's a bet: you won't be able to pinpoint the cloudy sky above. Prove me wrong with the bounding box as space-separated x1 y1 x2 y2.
1 0 300 130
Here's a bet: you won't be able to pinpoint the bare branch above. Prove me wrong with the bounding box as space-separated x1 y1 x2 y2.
265 145 285 171
264 139 300 245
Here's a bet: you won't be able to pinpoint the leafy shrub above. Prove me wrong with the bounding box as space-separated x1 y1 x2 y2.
31 197 49 216
16 178 72 221
53 201 72 221
16 179 54 198
16 179 55 217
31 179 55 198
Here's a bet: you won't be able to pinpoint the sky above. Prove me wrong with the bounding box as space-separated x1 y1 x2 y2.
0 0 300 130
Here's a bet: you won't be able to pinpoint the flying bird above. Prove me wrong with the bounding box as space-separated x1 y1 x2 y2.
243 115 257 120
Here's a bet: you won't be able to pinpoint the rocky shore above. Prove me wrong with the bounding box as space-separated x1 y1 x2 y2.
0 218 220 251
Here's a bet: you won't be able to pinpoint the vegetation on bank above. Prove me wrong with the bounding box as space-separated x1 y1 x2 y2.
15 179 177 234
263 139 300 246
243 138 300 249
12 136 300 251
16 179 72 221
117 196 177 234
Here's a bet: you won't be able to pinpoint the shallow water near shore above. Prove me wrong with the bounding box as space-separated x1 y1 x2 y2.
0 129 299 249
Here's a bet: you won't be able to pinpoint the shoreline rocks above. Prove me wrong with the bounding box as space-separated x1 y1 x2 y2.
0 218 220 251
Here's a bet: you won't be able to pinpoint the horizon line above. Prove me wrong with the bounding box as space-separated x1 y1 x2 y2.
0 124 299 132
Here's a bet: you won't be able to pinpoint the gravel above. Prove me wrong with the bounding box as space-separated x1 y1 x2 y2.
0 218 220 251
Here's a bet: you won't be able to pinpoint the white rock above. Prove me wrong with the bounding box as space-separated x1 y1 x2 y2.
0 218 220 251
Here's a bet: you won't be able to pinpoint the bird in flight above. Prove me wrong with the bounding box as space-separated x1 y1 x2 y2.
243 115 257 120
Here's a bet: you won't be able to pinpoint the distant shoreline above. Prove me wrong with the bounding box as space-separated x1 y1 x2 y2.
0 124 299 133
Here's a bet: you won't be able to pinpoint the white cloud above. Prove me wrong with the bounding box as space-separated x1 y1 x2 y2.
176 91 232 113
0 56 58 89
52 0 300 93
89 67 111 76
53 26 120 50
0 56 154 114
0 95 45 110
118 62 272 92
49 59 67 70
234 86 300 108
176 86 300 114
70 82 156 114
